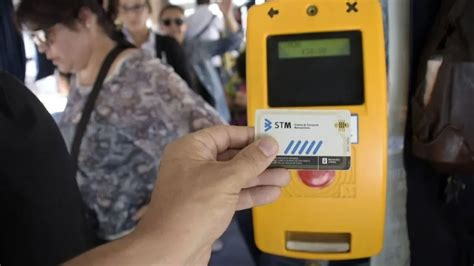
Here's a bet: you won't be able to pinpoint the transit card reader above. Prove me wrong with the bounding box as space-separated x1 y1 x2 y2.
247 0 388 260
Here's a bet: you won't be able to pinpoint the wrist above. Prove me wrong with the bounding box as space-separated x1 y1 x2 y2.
223 11 234 19
126 229 190 264
131 208 211 264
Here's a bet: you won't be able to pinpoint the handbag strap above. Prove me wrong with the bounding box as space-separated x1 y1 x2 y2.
70 45 127 169
414 0 467 87
426 0 467 54
192 15 216 41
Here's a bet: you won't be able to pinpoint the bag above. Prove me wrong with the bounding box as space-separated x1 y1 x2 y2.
411 0 474 175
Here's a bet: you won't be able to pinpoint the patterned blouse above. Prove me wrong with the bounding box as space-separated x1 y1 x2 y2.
59 50 223 240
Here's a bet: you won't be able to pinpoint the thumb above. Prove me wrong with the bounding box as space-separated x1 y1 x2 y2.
226 137 279 186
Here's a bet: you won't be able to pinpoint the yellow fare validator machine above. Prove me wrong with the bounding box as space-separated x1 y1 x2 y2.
247 0 388 260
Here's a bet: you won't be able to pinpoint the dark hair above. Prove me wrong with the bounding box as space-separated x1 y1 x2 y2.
16 0 116 36
119 0 152 11
105 0 120 22
159 4 185 19
197 0 211 5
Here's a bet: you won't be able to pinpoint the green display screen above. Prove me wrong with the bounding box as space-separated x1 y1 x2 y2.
278 38 351 59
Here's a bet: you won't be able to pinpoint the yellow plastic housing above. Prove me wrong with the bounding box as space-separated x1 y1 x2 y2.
247 0 387 260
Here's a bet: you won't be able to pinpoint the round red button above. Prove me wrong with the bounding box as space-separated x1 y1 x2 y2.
297 170 336 188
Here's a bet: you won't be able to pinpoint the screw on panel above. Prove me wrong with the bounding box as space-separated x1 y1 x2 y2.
307 5 318 16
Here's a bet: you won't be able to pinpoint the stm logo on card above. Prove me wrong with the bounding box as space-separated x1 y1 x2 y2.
256 109 351 170
264 118 273 132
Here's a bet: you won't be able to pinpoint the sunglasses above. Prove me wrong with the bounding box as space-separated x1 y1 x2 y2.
120 3 147 13
161 18 184 27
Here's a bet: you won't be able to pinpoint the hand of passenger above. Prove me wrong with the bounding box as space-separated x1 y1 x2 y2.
136 125 290 264
65 126 290 265
218 0 234 16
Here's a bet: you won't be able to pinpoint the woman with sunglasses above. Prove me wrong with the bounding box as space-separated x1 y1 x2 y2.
16 0 223 242
159 5 187 46
118 0 192 86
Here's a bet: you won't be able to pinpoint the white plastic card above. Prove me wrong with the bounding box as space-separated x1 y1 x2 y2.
255 109 351 170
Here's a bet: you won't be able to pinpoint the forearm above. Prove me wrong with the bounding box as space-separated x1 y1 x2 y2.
64 230 191 265
223 12 239 34
64 198 213 265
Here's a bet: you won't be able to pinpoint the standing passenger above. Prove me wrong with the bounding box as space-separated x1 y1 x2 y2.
185 0 224 43
160 1 243 122
16 0 223 242
118 0 192 86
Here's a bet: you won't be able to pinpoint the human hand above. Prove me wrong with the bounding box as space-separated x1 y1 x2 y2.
135 126 290 264
218 0 233 16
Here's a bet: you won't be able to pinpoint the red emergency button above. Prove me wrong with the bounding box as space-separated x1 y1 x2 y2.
297 170 336 188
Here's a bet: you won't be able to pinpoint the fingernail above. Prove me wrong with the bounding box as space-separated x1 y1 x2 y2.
258 137 278 157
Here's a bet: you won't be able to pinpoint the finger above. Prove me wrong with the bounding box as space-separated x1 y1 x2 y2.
217 149 241 161
132 205 149 221
191 126 255 157
225 136 279 186
243 168 291 189
236 186 282 210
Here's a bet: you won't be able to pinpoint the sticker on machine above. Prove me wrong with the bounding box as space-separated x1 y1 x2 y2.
255 109 351 170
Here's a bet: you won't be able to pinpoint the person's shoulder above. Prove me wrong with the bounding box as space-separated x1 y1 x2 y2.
0 71 23 92
115 50 176 86
117 49 155 70
0 71 33 113
0 71 59 149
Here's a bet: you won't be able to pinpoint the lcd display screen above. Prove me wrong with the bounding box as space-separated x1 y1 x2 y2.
278 38 351 59
267 31 364 107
